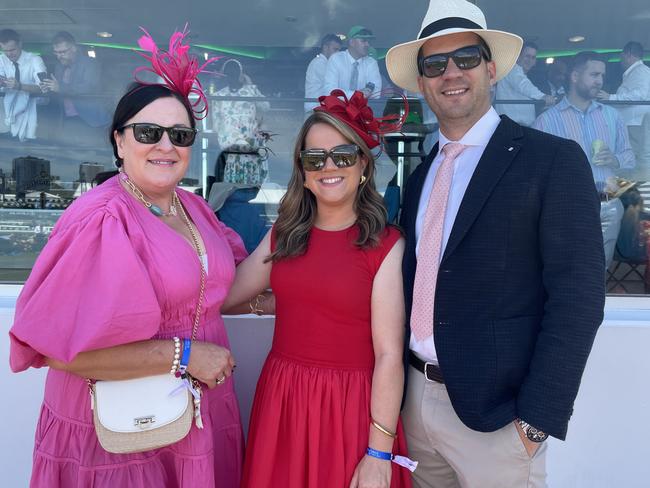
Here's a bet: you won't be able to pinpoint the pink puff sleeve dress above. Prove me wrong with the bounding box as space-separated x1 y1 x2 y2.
9 176 246 488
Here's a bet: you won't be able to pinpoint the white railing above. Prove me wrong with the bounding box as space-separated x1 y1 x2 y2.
1 286 648 487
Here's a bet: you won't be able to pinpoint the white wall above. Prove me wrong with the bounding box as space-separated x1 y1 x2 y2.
2 286 649 487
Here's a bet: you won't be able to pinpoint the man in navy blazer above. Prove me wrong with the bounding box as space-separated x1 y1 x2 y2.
386 1 605 487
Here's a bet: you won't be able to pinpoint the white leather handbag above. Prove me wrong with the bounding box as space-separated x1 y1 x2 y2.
91 374 193 454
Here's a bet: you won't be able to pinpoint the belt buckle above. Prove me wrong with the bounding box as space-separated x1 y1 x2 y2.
424 361 437 382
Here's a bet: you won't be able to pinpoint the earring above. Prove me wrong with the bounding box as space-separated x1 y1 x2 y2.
360 175 367 185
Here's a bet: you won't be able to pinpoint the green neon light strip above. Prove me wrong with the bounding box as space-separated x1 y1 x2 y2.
538 49 650 62
192 44 265 59
77 42 265 59
79 42 144 51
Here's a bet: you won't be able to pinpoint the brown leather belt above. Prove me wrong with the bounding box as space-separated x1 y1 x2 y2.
409 354 444 383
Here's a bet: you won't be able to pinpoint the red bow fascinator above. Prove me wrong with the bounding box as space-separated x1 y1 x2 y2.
134 25 220 119
314 89 408 149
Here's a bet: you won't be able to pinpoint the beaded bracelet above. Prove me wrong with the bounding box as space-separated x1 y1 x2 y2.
371 419 397 439
170 337 181 375
178 338 192 377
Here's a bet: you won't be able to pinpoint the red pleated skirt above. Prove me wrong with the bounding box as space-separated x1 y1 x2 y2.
241 352 412 488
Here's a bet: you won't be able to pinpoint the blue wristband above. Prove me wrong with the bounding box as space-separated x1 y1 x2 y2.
366 447 393 461
179 339 192 374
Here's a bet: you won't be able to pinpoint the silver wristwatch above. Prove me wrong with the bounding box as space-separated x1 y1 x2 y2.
517 419 548 443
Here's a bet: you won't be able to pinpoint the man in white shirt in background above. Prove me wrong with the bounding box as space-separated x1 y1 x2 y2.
324 25 382 99
597 41 650 166
304 34 342 112
0 29 46 141
495 40 555 126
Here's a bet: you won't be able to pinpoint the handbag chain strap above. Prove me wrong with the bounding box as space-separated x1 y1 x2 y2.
88 194 206 405
174 192 205 341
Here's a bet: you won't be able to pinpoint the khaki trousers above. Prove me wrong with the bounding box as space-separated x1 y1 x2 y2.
403 365 547 488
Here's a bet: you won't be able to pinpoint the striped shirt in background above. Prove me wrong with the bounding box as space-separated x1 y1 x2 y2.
532 97 636 191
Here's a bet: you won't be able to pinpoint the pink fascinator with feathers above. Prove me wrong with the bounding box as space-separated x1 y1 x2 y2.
134 25 219 119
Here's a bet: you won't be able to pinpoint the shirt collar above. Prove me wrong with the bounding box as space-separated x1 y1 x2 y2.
438 107 501 151
345 50 365 63
558 96 602 114
623 59 643 78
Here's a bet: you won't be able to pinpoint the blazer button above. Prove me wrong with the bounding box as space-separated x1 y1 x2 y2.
436 320 450 327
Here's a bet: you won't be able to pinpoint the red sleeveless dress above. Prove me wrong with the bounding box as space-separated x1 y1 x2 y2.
241 225 411 488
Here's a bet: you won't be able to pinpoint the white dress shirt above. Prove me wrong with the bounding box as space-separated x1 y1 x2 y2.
323 50 382 99
609 60 650 126
495 63 545 126
0 51 46 141
304 54 328 112
410 107 501 363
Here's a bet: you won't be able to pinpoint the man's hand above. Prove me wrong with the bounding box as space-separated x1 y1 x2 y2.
40 74 60 93
3 77 18 90
593 147 619 168
597 90 611 101
514 421 541 457
543 95 556 107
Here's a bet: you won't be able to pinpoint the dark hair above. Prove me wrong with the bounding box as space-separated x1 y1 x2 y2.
522 40 539 52
416 35 492 75
0 29 20 44
620 187 643 209
52 31 76 45
268 111 389 262
321 34 342 50
110 83 196 167
569 51 605 76
623 41 644 59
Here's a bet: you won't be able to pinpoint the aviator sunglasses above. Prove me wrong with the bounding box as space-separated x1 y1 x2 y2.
119 123 198 147
300 144 361 171
418 44 491 78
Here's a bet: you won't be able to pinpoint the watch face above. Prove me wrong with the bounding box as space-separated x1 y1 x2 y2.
526 426 548 442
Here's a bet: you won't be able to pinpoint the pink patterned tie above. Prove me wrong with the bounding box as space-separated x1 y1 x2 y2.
411 142 466 341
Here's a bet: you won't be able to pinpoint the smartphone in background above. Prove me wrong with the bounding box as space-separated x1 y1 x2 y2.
37 72 49 82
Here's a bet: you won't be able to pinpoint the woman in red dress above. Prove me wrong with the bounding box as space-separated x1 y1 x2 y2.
225 90 413 488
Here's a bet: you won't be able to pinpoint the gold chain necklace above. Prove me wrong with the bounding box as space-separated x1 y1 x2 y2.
118 168 177 217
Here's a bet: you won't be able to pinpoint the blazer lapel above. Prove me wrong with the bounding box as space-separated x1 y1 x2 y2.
442 117 523 261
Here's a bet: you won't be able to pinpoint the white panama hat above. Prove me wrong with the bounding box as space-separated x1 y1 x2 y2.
386 0 523 93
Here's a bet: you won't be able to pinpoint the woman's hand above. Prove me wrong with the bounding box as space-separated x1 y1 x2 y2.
187 341 236 389
349 455 391 488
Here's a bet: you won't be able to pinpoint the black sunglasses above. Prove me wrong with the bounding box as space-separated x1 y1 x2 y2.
119 123 198 147
418 44 491 78
300 144 360 171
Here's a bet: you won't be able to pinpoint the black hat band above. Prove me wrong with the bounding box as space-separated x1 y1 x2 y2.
419 17 483 39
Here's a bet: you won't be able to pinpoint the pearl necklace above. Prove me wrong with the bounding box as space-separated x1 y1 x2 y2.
119 169 177 217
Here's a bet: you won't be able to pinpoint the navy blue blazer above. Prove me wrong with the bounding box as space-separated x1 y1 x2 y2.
400 116 605 440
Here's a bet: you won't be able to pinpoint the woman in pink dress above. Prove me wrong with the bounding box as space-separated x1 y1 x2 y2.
225 90 414 488
9 31 245 488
